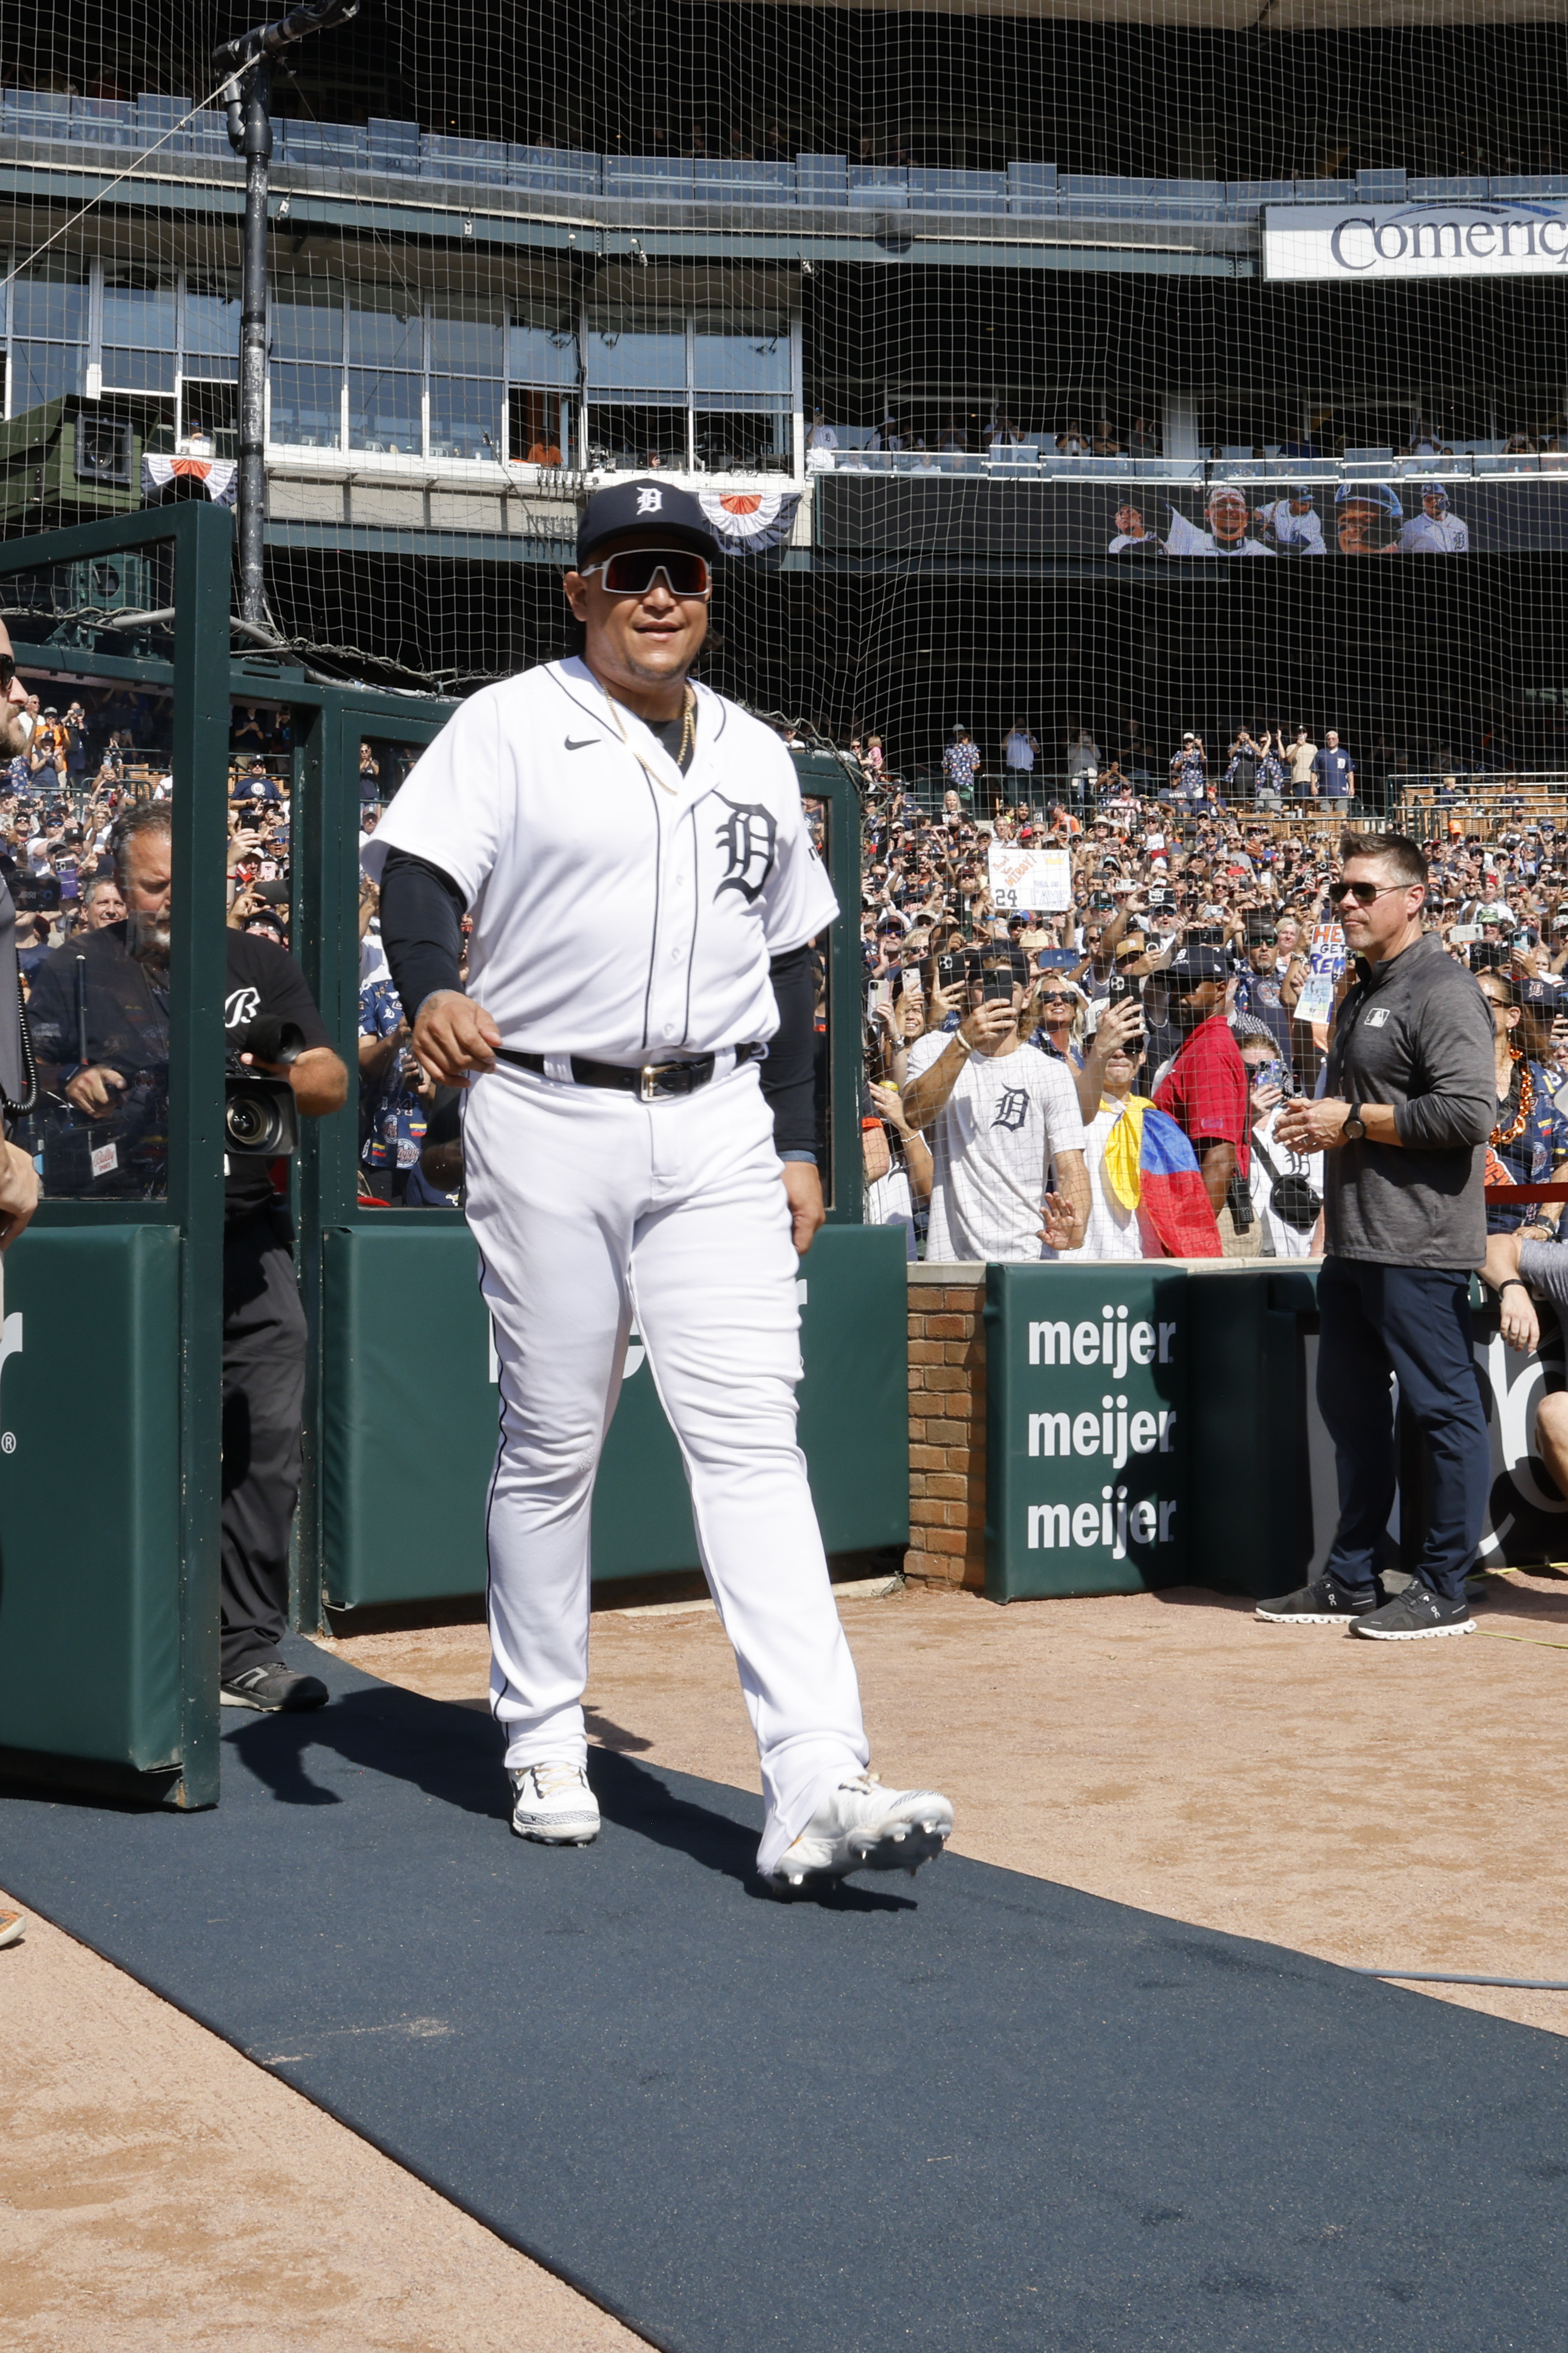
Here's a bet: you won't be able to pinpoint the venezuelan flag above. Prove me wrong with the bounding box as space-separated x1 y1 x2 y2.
1101 1097 1223 1260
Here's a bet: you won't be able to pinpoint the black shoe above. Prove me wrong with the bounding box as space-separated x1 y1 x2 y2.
1255 1575 1379 1626
220 1660 330 1712
1351 1583 1474 1641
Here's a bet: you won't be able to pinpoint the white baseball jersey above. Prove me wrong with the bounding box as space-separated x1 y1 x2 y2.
906 1031 1085 1262
1164 511 1274 558
1256 498 1326 554
361 656 837 1062
1247 1105 1323 1259
1399 510 1469 554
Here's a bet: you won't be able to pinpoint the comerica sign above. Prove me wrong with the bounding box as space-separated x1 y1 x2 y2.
1263 201 1568 283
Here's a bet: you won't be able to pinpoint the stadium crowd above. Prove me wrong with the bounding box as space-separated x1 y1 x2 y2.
839 738 1568 1265
6 677 1568 1264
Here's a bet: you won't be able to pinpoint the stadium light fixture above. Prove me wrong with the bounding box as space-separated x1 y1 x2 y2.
213 0 362 626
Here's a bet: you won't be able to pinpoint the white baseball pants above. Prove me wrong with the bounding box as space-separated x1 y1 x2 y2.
461 1058 869 1876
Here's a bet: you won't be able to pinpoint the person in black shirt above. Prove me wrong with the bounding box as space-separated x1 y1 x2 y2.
28 804 347 1711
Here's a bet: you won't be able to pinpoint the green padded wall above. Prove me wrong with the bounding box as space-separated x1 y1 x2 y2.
320 1220 909 1609
0 1227 182 1768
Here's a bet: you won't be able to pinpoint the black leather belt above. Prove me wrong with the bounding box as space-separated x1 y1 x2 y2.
497 1043 763 1102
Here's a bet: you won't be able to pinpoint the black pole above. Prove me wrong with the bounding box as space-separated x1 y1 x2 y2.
214 0 359 631
228 63 271 628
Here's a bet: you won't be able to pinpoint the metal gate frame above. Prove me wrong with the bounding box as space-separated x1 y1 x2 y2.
0 502 233 1805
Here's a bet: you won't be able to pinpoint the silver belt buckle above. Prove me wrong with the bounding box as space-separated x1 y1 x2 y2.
639 1061 672 1102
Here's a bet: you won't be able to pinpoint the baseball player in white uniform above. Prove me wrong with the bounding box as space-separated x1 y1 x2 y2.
1399 484 1470 554
364 480 952 1892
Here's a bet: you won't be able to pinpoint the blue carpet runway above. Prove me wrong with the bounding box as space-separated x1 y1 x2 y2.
3 1639 1565 2351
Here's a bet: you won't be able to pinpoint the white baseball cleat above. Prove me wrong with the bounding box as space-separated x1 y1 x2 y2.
768 1772 954 1891
509 1760 601 1846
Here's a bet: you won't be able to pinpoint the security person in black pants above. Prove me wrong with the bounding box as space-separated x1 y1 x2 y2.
26 803 348 1710
1256 829 1494 1640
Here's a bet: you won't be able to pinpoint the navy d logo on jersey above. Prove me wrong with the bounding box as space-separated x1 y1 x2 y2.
714 798 778 903
992 1087 1030 1131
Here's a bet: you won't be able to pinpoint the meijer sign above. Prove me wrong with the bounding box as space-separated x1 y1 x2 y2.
985 1263 1187 1601
1263 201 1568 283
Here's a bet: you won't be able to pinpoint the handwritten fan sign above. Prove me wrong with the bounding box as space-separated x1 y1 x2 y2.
986 844 1072 914
1294 919 1347 1024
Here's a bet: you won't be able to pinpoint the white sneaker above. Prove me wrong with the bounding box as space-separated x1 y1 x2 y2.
509 1760 601 1846
769 1772 954 1890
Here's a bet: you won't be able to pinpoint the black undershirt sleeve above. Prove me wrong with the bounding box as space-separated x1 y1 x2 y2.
761 944 818 1159
378 848 466 1017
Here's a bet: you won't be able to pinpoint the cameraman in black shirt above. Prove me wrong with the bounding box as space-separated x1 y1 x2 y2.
27 803 347 1711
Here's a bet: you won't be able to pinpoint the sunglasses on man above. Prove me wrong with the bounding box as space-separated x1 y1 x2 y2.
1327 878 1413 906
579 548 713 598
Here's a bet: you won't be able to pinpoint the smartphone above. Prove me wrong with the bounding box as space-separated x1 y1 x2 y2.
1448 925 1482 943
936 952 964 989
980 965 1018 1002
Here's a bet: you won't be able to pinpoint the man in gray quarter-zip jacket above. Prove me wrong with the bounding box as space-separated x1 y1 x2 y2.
1255 830 1496 1642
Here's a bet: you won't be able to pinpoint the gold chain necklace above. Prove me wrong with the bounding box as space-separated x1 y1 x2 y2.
602 683 694 793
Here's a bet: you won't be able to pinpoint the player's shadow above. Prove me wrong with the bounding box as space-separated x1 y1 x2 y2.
228 1675 914 1908
225 1679 506 1818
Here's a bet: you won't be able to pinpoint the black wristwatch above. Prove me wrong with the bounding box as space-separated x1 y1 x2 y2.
1342 1101 1366 1142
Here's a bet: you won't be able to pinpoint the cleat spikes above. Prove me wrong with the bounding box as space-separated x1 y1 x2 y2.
766 1778 955 1888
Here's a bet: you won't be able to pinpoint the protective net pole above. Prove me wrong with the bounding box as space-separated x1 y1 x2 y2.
232 60 272 626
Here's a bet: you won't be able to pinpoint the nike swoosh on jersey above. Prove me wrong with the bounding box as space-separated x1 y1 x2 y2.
564 736 601 751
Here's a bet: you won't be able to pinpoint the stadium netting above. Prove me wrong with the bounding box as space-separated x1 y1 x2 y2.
1 3 1567 793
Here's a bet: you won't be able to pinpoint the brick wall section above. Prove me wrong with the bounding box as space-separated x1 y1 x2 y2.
905 1262 988 1592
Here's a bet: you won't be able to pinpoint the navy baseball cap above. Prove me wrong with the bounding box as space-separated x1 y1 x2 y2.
576 479 719 569
1166 944 1227 988
1523 975 1560 1012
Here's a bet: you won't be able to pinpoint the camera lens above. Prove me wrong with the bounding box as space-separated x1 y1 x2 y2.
226 1093 274 1151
